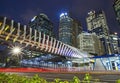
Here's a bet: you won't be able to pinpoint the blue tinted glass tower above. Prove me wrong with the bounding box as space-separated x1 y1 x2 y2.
59 13 73 46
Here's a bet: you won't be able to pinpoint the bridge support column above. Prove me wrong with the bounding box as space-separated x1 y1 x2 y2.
41 34 45 50
100 58 107 70
13 23 20 42
57 42 62 55
38 32 41 47
34 29 37 45
48 37 53 52
108 57 113 70
5 20 15 41
20 25 26 44
55 41 59 54
52 38 56 53
45 35 49 51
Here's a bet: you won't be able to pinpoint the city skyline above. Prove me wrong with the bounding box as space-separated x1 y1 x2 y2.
0 0 120 72
0 0 120 37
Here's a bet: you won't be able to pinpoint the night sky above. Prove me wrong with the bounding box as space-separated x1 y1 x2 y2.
0 0 120 37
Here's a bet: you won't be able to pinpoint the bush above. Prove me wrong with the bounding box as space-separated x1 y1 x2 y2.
0 73 76 83
116 79 120 83
0 73 118 83
0 73 47 83
69 76 80 83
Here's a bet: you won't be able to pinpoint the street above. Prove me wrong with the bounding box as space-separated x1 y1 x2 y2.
5 71 120 83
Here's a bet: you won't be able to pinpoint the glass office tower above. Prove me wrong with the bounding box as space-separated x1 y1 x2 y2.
29 13 54 37
59 12 82 47
86 10 112 55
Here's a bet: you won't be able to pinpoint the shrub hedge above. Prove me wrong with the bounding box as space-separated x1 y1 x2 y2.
0 73 119 83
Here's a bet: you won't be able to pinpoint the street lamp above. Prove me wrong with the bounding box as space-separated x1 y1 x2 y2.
12 46 22 55
10 46 23 66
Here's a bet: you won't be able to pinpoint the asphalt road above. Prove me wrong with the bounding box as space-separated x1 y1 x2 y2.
6 71 120 83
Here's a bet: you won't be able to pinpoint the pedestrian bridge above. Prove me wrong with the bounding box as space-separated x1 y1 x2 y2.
0 16 90 58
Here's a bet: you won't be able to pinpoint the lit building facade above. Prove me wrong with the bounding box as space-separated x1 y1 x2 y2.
86 10 112 55
29 13 54 37
77 32 104 55
86 10 109 37
59 12 82 47
113 0 120 24
28 14 57 64
109 33 119 54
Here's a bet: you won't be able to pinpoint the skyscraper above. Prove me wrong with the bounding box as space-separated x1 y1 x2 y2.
77 32 104 56
86 10 109 37
113 0 120 24
59 12 82 47
86 10 111 55
29 13 54 37
28 13 56 62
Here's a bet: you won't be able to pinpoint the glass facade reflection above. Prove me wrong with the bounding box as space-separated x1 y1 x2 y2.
59 12 82 47
59 13 73 45
29 13 54 37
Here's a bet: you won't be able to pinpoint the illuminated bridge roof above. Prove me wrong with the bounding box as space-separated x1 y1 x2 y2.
0 16 91 58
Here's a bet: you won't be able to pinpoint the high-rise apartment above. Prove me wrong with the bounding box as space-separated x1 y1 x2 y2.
59 12 82 47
